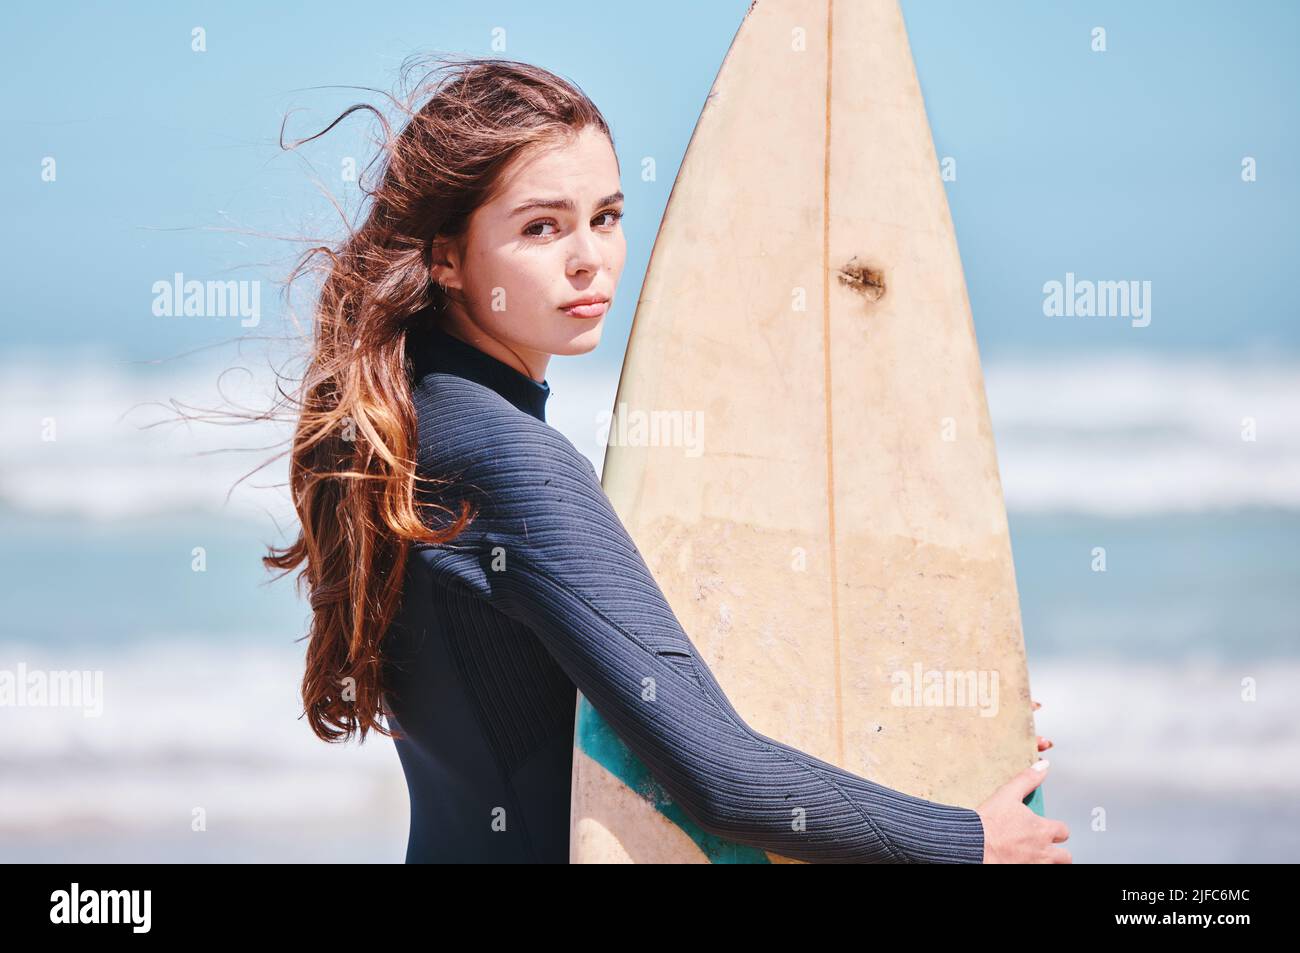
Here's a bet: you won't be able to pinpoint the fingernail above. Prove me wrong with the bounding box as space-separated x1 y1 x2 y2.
1032 759 1049 772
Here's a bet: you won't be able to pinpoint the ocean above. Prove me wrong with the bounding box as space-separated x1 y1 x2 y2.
1 349 1296 862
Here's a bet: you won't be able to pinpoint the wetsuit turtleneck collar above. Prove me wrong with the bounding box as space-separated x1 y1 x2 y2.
408 318 551 423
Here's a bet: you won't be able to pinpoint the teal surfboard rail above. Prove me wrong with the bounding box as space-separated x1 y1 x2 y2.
575 695 770 862
1024 784 1045 816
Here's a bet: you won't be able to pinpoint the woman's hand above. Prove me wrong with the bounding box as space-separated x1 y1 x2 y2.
1034 698 1053 752
975 697 1068 862
976 759 1071 863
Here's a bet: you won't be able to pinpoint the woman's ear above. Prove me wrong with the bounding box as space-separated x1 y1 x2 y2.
429 236 464 292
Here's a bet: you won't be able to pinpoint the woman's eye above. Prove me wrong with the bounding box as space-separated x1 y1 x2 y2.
524 210 623 239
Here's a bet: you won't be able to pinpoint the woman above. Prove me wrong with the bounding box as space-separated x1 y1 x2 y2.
268 55 1067 863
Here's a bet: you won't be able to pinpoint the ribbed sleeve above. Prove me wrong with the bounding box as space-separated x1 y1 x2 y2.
412 375 986 864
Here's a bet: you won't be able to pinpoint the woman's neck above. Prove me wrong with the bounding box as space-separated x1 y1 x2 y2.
436 312 550 383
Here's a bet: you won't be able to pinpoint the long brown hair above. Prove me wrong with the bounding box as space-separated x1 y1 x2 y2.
263 54 613 743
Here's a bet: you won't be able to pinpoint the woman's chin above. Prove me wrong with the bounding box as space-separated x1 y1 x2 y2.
553 319 604 355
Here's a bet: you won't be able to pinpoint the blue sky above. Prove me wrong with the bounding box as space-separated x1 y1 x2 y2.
3 0 1297 369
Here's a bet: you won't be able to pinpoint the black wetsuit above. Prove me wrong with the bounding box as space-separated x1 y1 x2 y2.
380 317 986 863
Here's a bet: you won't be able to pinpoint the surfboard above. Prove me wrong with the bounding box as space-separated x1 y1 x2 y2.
569 0 1043 864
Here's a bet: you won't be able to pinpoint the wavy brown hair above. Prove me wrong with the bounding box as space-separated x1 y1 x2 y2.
262 54 613 743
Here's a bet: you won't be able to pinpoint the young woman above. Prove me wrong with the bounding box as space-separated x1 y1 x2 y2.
267 56 1068 864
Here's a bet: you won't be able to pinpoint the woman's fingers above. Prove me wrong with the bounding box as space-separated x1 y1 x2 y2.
1033 701 1049 749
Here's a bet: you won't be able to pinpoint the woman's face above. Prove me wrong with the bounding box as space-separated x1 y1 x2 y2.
431 125 626 381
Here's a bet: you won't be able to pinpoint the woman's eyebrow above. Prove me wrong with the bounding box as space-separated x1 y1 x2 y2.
510 191 624 216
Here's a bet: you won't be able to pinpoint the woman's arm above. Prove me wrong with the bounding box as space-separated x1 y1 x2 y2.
414 407 985 863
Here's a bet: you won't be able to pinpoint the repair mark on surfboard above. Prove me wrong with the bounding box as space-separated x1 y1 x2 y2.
837 256 886 302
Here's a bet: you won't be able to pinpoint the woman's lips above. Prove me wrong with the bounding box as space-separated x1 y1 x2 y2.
560 300 609 318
